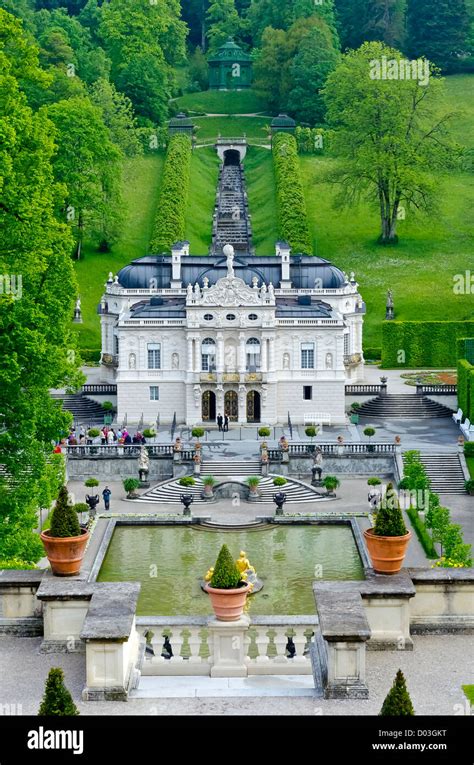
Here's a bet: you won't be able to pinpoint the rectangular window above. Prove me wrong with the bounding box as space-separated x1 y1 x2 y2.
301 343 314 369
344 334 350 356
303 386 312 401
114 335 119 355
150 386 159 401
147 343 161 369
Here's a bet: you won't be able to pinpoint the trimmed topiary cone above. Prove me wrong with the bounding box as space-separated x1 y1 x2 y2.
380 669 415 716
38 668 79 716
204 544 250 621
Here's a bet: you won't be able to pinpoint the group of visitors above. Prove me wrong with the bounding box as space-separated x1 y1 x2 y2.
59 426 148 448
217 413 230 432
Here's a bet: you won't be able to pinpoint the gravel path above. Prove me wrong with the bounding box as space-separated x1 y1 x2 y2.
0 635 470 716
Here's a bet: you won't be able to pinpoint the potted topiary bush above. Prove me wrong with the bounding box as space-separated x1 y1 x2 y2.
379 670 415 716
246 476 261 499
363 426 376 451
204 544 251 621
273 476 287 486
179 476 195 487
84 477 99 489
305 426 318 442
123 477 140 498
191 427 205 439
202 475 216 498
143 428 156 440
40 486 90 576
258 427 271 438
38 667 79 716
464 479 474 496
367 477 382 487
322 475 340 496
364 483 411 574
87 428 100 440
350 403 361 424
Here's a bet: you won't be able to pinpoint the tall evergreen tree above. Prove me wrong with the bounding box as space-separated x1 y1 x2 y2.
406 0 471 73
0 9 82 562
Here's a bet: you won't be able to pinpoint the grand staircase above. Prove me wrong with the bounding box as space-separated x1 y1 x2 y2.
131 475 325 506
412 453 467 495
357 394 454 419
51 393 105 424
201 459 261 476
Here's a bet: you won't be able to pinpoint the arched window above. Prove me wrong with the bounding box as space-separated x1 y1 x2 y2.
246 337 261 372
201 338 216 372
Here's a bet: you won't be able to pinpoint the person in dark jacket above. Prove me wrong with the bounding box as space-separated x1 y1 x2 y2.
224 414 229 432
102 486 112 511
217 413 223 432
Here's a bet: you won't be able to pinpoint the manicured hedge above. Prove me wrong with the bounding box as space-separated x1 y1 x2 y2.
363 346 382 360
381 321 474 368
149 134 192 253
457 358 474 421
80 349 101 364
407 507 438 559
272 133 312 254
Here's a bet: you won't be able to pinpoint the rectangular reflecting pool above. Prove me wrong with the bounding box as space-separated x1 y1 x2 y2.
98 524 364 615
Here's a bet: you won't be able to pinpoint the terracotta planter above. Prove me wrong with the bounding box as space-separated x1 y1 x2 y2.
40 529 90 577
204 582 251 621
364 527 411 575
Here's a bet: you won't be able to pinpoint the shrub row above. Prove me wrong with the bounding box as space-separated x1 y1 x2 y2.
149 134 192 253
381 321 474 368
457 358 474 420
295 127 332 155
402 451 472 566
272 133 312 254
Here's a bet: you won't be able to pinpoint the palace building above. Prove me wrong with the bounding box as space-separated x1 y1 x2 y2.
99 242 366 426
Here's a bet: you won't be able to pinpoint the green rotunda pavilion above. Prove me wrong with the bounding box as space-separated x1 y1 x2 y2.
208 37 252 90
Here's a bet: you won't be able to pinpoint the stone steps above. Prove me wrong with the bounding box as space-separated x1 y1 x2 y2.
413 453 467 494
52 393 105 423
132 475 324 505
201 460 261 476
358 394 454 419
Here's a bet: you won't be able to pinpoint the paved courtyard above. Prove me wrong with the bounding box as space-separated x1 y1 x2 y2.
0 634 471 716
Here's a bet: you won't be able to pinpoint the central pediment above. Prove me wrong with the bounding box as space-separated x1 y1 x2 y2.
188 276 272 308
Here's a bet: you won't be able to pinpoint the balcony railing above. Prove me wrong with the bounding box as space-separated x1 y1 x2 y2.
345 384 382 395
82 384 117 395
138 616 316 677
267 442 396 460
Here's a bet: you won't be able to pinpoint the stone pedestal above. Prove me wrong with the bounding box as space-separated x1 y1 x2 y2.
325 640 368 699
281 451 289 464
194 462 201 476
208 616 250 677
261 462 269 477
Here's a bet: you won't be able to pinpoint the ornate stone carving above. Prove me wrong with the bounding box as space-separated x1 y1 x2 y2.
195 276 262 307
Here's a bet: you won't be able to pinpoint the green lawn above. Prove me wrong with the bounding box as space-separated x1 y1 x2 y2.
194 116 269 144
73 153 164 349
185 147 219 253
175 89 270 115
462 685 474 704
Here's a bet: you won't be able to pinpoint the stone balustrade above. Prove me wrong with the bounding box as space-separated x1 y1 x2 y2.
137 615 317 677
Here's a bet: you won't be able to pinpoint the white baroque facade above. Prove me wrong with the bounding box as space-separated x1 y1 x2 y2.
100 243 365 426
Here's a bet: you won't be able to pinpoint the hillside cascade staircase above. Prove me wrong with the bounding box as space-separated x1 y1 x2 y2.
357 394 454 419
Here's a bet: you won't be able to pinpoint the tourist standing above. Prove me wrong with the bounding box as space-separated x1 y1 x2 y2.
224 414 229 432
107 429 114 445
102 486 112 511
217 413 223 432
